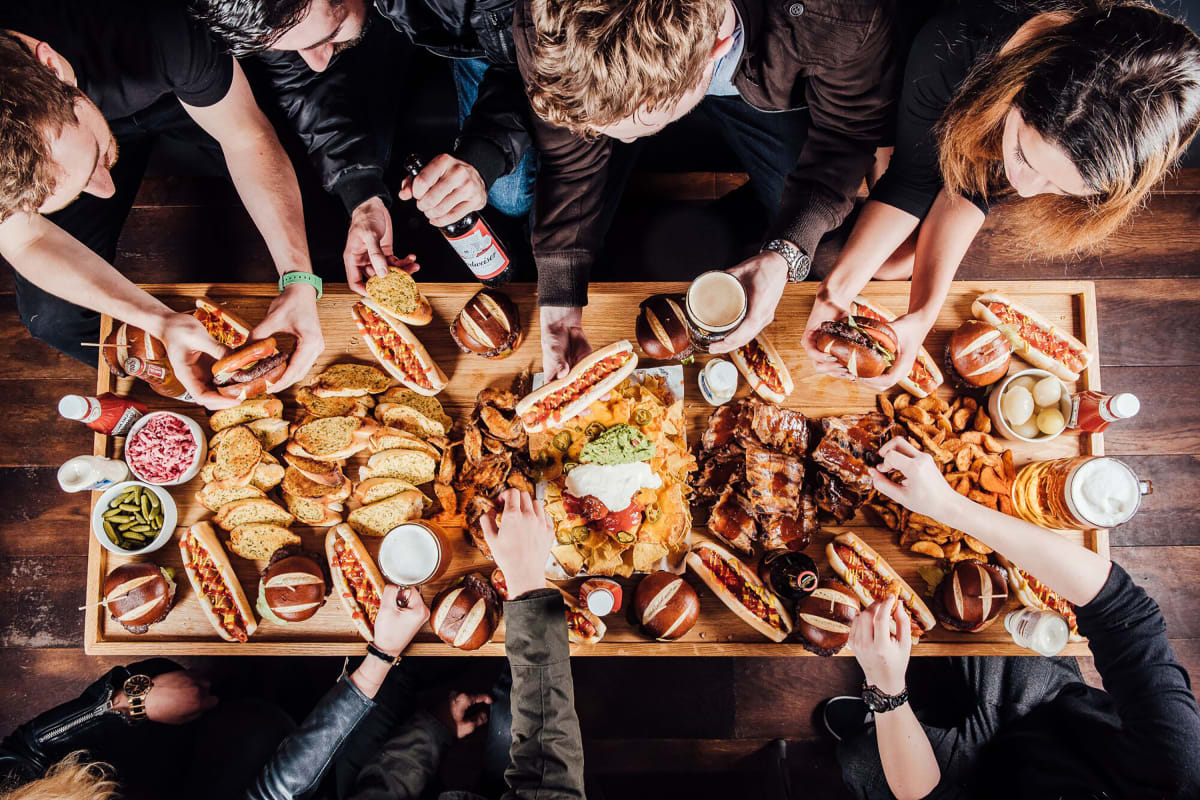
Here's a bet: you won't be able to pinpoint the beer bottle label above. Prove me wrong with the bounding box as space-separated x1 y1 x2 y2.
445 219 509 280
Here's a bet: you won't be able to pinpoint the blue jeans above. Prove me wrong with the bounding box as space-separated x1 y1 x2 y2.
451 58 537 218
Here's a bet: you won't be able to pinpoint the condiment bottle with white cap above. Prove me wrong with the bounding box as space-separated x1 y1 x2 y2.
699 359 738 406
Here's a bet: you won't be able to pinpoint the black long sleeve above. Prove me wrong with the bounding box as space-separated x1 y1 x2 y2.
979 564 1200 799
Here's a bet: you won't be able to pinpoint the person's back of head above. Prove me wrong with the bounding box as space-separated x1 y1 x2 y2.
0 753 117 800
189 0 314 56
939 0 1200 253
0 33 82 222
525 0 727 137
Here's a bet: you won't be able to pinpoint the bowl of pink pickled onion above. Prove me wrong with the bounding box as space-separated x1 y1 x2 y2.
124 412 206 486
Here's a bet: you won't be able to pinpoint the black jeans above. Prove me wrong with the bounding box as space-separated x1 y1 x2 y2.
11 96 224 364
837 656 1084 800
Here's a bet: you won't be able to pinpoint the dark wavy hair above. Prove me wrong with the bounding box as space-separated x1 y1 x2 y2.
190 0 328 56
938 1 1200 254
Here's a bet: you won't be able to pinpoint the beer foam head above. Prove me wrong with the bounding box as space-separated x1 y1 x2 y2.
379 524 440 585
1071 458 1139 527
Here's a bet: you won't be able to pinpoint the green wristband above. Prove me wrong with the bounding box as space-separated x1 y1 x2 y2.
279 271 323 299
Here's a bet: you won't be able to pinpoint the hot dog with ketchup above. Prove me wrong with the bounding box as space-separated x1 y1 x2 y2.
515 340 638 433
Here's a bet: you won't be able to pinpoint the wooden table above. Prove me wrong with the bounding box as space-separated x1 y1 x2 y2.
84 280 1103 656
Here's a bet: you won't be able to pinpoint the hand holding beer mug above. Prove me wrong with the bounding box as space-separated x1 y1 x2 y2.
709 252 788 353
479 488 555 599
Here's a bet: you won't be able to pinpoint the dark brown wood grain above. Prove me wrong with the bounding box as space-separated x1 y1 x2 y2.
1107 456 1200 547
0 380 97 467
0 468 91 558
1101 367 1200 455
1094 280 1200 367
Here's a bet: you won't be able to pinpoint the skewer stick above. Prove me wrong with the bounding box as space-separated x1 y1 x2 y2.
81 342 121 348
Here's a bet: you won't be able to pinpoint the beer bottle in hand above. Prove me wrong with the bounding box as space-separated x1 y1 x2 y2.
403 154 513 286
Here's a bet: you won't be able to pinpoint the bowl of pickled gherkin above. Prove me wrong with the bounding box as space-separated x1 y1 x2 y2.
92 481 177 555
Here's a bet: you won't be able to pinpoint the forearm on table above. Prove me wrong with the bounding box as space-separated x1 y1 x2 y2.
875 704 940 800
0 219 174 335
822 201 920 307
221 129 313 277
938 493 1110 606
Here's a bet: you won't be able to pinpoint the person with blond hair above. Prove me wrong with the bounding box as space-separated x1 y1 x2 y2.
513 0 898 378
804 0 1200 391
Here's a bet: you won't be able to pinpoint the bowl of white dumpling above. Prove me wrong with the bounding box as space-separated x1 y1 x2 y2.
988 369 1072 443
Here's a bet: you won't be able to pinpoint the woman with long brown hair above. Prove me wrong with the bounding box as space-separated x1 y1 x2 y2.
803 0 1200 389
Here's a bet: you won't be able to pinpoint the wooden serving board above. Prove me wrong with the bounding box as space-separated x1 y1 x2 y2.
84 280 1103 656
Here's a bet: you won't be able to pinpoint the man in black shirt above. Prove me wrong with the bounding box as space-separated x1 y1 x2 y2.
0 0 324 408
192 0 534 292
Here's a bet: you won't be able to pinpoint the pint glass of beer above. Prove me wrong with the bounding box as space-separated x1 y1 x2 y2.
378 521 452 585
1010 456 1150 530
684 271 748 350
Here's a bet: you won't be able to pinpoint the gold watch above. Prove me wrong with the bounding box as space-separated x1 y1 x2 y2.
122 674 154 722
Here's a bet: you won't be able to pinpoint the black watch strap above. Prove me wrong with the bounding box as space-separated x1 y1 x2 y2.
861 681 909 713
365 643 402 668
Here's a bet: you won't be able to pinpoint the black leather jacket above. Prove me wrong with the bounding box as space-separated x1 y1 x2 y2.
246 0 530 215
0 659 180 791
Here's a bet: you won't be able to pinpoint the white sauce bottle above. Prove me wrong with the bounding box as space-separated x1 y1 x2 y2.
58 455 129 493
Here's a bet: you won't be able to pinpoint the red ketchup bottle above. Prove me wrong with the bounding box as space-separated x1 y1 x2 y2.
1067 391 1140 434
58 394 147 437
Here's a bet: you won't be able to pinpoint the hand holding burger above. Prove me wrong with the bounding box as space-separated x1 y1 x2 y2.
210 337 289 401
479 488 554 600
244 278 326 394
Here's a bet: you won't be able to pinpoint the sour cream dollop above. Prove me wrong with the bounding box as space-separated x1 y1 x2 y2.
565 462 662 512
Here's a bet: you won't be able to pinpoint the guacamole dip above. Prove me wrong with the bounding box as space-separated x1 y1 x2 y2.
580 423 655 465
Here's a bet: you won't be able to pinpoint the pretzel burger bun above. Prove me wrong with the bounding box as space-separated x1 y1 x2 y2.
103 562 176 634
211 337 289 400
431 573 502 650
450 289 523 359
633 570 699 640
947 320 1013 387
814 316 897 379
258 547 327 624
635 294 693 362
933 561 1010 633
796 580 861 657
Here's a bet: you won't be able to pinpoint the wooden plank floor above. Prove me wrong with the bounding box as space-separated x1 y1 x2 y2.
1 171 1197 798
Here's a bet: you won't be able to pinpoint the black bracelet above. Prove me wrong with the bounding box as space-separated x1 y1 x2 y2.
365 643 402 668
861 681 909 713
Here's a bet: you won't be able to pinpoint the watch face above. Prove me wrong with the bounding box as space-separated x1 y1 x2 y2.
124 674 153 697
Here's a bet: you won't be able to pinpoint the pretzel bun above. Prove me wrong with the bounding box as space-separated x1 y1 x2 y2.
795 580 861 656
450 289 523 359
948 320 1012 387
633 570 699 640
635 294 693 361
932 561 1009 633
431 572 501 650
103 562 176 634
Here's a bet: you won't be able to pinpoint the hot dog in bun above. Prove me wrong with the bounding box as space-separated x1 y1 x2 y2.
179 522 258 643
731 334 793 403
849 297 944 397
560 587 607 644
194 299 250 348
972 292 1092 382
352 300 448 397
814 316 898 379
326 524 386 641
211 337 289 401
515 340 638 433
826 532 936 638
686 541 793 642
995 554 1083 641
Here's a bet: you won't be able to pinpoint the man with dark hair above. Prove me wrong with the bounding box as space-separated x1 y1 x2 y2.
192 0 534 292
0 0 325 408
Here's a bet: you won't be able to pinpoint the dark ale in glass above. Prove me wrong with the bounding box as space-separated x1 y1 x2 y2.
403 154 512 286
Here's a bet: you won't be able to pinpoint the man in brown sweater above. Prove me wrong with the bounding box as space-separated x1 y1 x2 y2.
513 0 897 377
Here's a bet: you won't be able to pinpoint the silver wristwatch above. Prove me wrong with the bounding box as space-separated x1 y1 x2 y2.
761 239 811 282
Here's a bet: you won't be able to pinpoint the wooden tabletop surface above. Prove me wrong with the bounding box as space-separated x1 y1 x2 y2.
85 280 1105 656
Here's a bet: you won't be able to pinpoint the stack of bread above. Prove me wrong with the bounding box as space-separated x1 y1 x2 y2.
197 397 298 559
